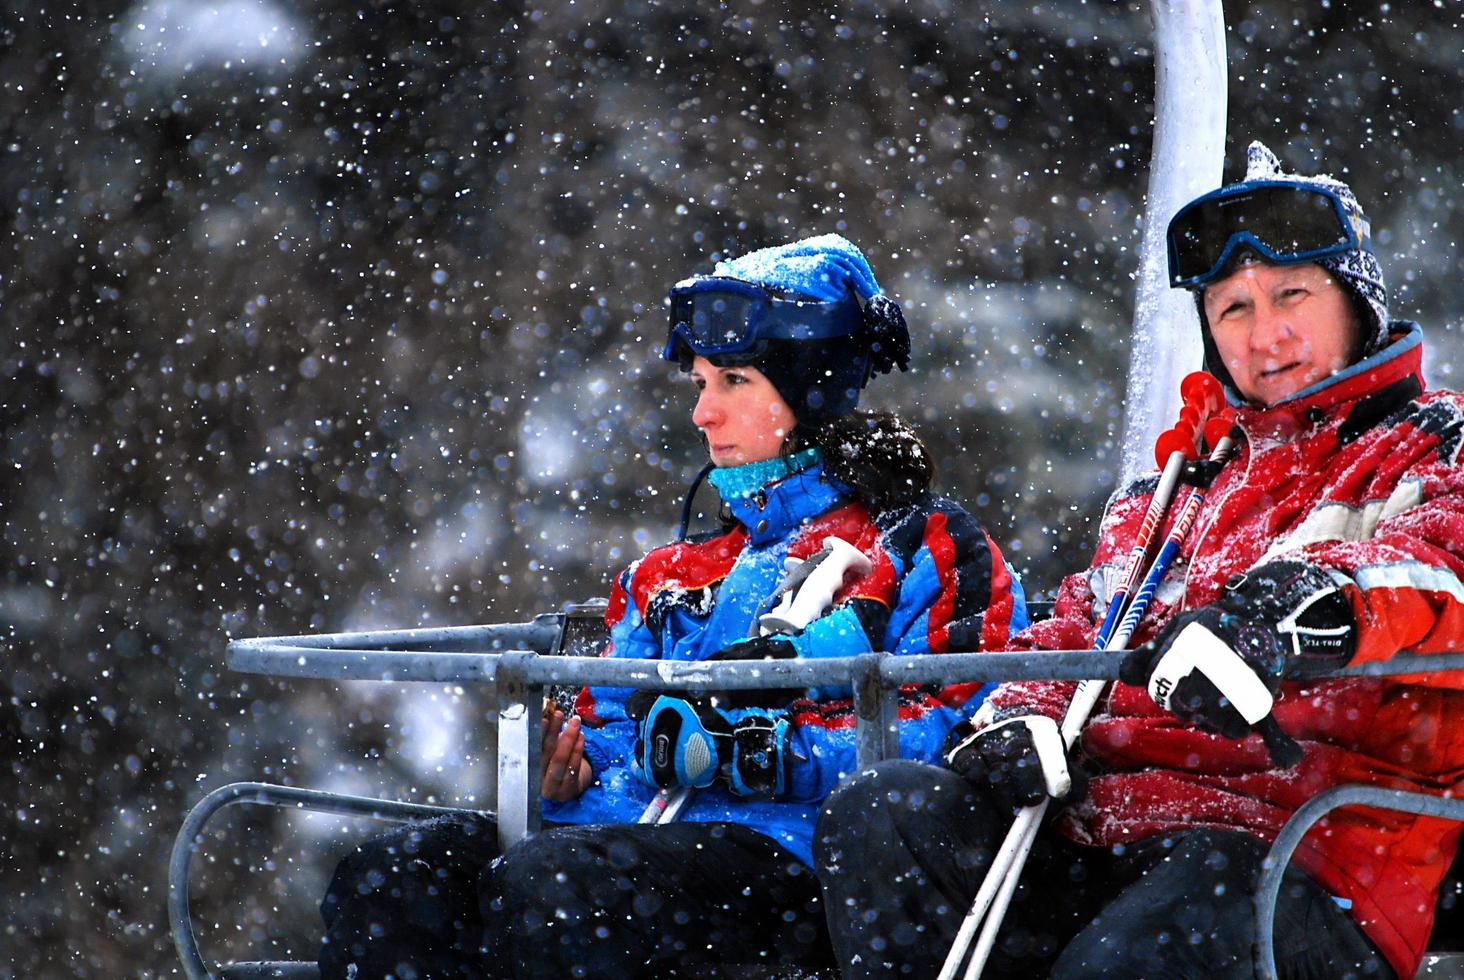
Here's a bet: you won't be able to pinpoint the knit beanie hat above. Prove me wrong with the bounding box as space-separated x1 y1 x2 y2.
1237 142 1390 355
673 234 910 422
1191 143 1391 393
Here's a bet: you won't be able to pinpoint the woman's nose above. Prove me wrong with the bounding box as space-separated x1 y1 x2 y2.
692 389 721 429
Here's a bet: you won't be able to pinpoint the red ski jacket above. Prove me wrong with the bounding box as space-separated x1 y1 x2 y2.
990 323 1464 977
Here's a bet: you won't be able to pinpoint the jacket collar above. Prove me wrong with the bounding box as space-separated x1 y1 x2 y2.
722 461 850 546
1232 321 1423 438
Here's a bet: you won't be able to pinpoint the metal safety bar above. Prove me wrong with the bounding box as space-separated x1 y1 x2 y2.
225 624 1463 850
1255 785 1464 980
224 638 1154 849
170 781 486 980
186 624 1462 980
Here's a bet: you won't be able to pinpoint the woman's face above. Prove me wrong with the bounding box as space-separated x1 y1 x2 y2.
689 355 796 467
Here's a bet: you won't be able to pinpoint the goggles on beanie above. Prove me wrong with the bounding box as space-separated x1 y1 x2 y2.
1167 180 1372 289
662 276 862 363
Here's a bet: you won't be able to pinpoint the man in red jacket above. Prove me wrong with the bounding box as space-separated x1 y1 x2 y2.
816 142 1464 979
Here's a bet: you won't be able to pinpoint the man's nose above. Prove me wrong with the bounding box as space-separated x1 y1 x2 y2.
1250 305 1293 353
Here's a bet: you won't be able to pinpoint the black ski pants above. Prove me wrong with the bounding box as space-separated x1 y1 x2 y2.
814 760 1395 980
320 813 835 979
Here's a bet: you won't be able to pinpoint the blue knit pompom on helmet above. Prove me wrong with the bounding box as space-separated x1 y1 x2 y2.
664 234 910 422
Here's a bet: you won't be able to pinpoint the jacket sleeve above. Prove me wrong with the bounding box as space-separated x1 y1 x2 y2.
984 569 1095 725
572 565 654 778
1289 436 1464 687
781 500 1029 801
983 476 1163 724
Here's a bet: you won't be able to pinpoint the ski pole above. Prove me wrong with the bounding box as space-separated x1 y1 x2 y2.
940 377 1228 980
935 443 1191 980
936 444 1193 980
1094 373 1224 649
959 430 1237 979
637 786 694 824
948 426 1237 980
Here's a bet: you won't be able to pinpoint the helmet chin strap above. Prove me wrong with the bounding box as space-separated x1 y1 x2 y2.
676 462 716 542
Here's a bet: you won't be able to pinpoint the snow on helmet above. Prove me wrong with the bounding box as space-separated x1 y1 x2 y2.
664 234 910 422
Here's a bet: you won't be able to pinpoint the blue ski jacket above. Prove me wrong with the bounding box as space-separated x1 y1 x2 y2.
544 460 1026 865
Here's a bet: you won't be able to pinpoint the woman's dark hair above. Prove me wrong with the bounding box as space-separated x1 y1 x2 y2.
791 410 934 513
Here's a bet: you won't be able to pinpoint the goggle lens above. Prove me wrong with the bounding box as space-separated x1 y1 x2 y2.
1169 184 1361 288
663 278 862 363
669 290 766 353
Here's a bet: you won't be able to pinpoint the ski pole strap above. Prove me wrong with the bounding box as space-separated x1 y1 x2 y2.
1180 457 1224 488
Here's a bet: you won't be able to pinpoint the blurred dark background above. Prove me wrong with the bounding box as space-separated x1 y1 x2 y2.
2 1 1460 974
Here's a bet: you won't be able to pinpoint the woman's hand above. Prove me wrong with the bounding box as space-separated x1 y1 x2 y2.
540 706 594 802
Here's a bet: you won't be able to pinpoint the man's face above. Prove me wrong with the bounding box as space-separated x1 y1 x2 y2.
1202 261 1364 406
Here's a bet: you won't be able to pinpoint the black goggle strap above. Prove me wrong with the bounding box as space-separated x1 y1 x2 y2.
677 461 716 541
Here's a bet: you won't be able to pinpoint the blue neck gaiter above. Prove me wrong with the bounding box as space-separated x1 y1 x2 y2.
706 448 822 501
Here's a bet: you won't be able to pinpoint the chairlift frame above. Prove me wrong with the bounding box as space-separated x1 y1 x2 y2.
171 609 1464 979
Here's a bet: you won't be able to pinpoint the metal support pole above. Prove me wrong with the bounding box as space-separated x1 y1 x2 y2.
1119 0 1227 485
852 652 900 767
494 651 542 848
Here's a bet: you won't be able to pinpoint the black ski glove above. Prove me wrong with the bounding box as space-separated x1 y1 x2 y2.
944 714 1079 815
726 712 794 799
709 635 798 661
704 635 798 709
1119 560 1356 768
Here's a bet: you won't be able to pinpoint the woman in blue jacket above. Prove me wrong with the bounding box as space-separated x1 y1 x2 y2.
320 235 1026 979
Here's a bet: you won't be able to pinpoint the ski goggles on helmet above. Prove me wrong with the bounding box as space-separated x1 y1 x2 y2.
1167 180 1371 289
663 276 862 363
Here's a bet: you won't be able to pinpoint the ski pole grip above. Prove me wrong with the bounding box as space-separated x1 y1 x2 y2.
1203 412 1235 451
1153 426 1198 469
1180 371 1225 415
1153 373 1228 469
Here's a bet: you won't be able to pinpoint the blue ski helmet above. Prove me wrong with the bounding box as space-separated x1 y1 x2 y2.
664 234 910 422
